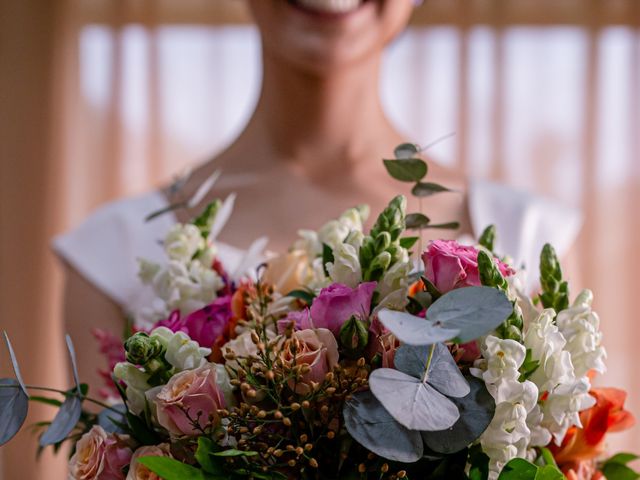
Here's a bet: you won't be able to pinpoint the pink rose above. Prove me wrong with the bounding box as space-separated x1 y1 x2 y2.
366 332 399 369
126 444 172 480
422 240 514 293
280 328 339 394
69 425 132 480
306 282 376 335
153 363 228 436
159 295 233 349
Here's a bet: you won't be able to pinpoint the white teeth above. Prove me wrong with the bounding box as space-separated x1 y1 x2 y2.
294 0 364 14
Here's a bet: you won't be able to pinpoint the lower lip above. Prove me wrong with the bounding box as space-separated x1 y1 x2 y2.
286 0 370 20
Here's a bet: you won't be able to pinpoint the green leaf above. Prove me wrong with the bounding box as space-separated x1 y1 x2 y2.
601 462 640 480
126 411 162 445
212 449 258 457
394 143 420 159
405 213 430 230
322 243 334 277
3 333 27 395
606 453 640 465
498 458 538 479
412 182 453 197
399 236 419 249
137 457 210 480
478 225 497 252
285 289 316 305
425 221 461 230
535 465 564 480
195 437 224 474
383 159 428 182
29 396 63 408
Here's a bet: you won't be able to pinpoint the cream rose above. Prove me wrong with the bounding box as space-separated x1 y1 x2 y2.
126 444 172 480
69 425 132 480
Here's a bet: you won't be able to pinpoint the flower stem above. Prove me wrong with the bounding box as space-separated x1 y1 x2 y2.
0 384 121 413
421 343 436 383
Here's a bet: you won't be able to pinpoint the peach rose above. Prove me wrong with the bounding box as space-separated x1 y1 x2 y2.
280 328 339 394
366 332 399 369
126 444 172 480
153 363 230 436
263 251 309 294
551 387 635 479
69 425 132 480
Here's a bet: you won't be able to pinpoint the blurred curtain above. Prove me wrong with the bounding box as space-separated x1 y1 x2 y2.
0 1 638 479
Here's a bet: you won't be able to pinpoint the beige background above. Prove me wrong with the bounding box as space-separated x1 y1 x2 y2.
0 1 638 478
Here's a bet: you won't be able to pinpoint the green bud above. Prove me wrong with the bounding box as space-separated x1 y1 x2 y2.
478 225 496 252
192 199 221 237
477 250 508 290
366 251 392 281
539 243 569 311
371 195 406 239
504 325 522 342
374 231 391 252
339 315 370 357
124 332 165 365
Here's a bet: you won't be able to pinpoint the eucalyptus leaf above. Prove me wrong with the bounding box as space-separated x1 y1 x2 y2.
3 332 27 394
377 310 460 346
65 335 82 396
0 378 28 445
383 159 427 182
343 390 423 463
394 344 469 398
405 213 431 230
427 286 513 343
422 377 495 454
425 222 461 230
368 368 459 431
399 236 419 249
394 143 420 159
411 182 453 198
98 404 128 434
39 394 82 446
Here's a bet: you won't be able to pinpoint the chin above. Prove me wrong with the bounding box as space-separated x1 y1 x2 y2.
249 0 413 74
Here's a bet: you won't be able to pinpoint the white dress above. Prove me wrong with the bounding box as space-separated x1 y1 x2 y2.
52 179 582 317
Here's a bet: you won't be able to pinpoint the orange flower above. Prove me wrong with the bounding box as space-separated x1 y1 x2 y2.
551 387 635 479
408 279 425 297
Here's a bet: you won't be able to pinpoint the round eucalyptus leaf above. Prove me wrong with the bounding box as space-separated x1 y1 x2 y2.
405 213 431 230
394 143 420 159
377 310 459 346
394 344 469 398
369 368 459 431
421 377 495 454
343 391 423 463
383 159 428 183
0 378 28 446
427 286 513 343
425 343 470 398
40 394 82 446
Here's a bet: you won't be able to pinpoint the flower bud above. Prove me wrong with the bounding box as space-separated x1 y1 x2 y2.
339 315 369 357
124 332 165 365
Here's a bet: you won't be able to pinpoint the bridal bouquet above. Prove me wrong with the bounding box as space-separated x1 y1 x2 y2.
0 146 636 480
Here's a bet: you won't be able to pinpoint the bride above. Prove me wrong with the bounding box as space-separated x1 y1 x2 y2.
54 0 581 391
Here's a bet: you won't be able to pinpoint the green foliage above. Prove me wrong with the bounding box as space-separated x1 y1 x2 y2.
383 158 428 182
285 289 316 305
405 213 431 230
539 243 569 312
601 452 640 480
498 458 563 480
192 200 221 237
137 457 213 480
411 182 453 197
478 225 496 252
519 349 541 382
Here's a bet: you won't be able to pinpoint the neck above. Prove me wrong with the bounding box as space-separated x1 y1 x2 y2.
244 48 403 178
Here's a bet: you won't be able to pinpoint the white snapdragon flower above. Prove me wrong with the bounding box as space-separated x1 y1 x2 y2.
376 252 411 309
474 336 541 480
113 362 152 415
542 376 596 444
556 290 606 378
524 309 575 392
150 327 211 371
164 224 204 262
327 242 362 287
